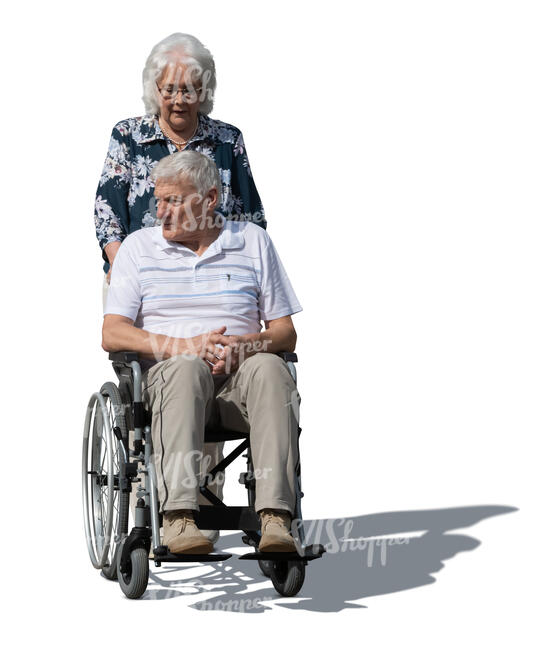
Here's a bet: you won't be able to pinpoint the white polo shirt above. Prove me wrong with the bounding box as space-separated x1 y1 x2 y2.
105 218 302 346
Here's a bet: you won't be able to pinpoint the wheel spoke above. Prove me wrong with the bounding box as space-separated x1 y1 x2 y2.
100 436 107 471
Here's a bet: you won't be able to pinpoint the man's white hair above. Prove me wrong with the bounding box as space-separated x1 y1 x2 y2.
142 33 217 115
152 150 221 202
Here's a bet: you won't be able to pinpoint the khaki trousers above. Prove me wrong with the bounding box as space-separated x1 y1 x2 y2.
142 352 300 515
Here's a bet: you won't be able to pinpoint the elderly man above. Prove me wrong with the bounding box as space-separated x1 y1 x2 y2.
102 150 302 555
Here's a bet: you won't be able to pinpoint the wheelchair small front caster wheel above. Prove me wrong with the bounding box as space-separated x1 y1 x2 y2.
117 541 149 599
258 559 273 577
269 560 305 597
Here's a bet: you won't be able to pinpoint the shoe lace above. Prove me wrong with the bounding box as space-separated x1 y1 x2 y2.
167 510 196 531
262 510 288 532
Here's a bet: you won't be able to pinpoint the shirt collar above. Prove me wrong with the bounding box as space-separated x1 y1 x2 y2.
153 217 245 254
138 112 210 145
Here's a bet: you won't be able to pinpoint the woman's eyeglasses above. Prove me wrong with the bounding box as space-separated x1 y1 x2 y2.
157 85 203 103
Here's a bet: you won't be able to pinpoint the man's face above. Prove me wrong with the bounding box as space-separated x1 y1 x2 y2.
154 177 216 242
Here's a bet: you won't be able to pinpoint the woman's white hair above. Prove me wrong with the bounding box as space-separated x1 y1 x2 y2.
142 33 217 115
151 150 221 202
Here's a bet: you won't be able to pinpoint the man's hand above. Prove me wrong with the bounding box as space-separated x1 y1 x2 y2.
180 326 233 371
104 241 122 284
208 316 297 374
161 330 255 374
208 334 257 374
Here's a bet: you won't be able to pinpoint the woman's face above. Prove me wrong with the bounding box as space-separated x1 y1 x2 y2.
157 63 202 133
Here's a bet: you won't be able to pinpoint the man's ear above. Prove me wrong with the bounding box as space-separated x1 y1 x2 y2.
207 187 219 210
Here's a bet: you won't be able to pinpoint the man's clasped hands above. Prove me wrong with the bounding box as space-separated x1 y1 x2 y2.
168 326 266 375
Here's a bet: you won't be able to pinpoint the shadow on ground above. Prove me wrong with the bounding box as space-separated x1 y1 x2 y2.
143 505 517 612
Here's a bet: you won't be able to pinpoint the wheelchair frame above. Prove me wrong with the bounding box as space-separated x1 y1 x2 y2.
82 350 325 599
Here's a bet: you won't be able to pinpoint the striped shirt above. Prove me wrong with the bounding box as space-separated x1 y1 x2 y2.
104 218 302 350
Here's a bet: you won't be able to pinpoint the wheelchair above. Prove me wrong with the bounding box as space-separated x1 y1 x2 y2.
82 350 325 599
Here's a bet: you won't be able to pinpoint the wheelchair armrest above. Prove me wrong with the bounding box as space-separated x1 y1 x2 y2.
108 350 298 364
109 351 140 363
276 351 298 363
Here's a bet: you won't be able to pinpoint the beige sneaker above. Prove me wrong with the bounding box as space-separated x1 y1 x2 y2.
199 529 220 545
258 509 297 553
163 510 214 554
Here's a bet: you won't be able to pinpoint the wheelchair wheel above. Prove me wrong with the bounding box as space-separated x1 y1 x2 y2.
82 382 129 578
269 560 305 597
258 558 273 577
117 540 149 600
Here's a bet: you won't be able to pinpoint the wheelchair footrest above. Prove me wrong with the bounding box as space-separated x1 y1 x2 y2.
152 546 232 563
238 544 326 562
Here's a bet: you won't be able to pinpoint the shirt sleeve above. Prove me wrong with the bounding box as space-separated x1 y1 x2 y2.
104 240 141 321
230 131 267 230
94 124 132 261
258 235 302 321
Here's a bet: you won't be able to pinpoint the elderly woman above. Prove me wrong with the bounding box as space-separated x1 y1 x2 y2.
95 33 265 544
95 32 265 280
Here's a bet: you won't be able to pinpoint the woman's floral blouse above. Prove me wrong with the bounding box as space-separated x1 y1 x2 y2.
94 113 266 271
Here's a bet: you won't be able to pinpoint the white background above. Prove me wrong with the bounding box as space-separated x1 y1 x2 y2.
2 0 554 646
